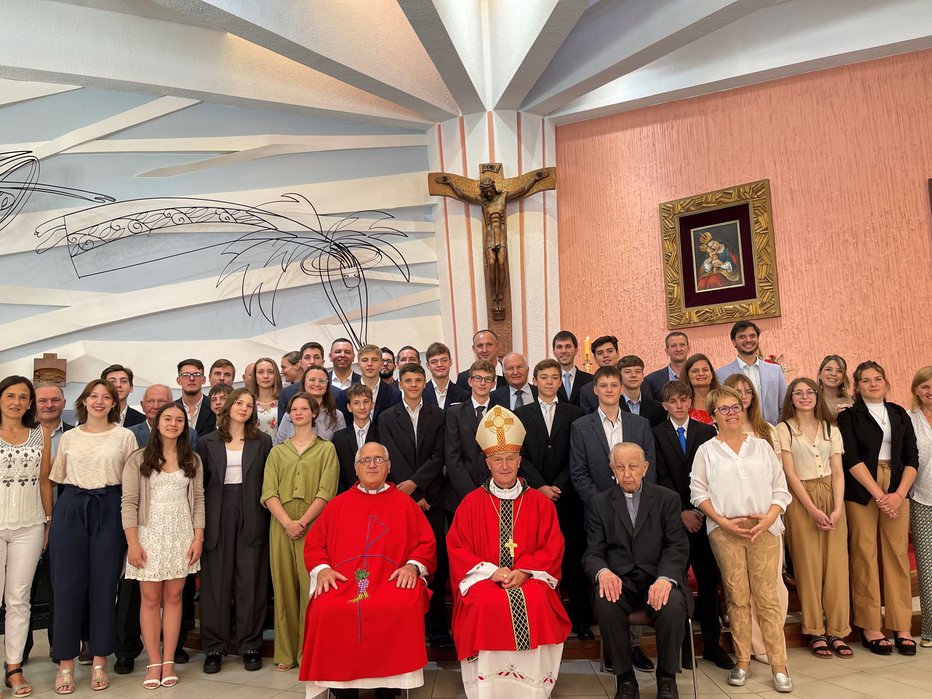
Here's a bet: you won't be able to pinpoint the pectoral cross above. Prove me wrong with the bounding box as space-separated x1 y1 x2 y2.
505 537 518 557
428 163 556 323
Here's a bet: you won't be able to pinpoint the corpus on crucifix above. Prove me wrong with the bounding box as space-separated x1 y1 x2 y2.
429 163 556 321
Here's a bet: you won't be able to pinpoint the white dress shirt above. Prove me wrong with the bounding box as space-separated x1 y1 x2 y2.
353 419 371 450
539 398 557 434
910 408 932 506
331 371 353 390
404 400 423 442
598 407 624 450
738 356 763 397
509 383 533 410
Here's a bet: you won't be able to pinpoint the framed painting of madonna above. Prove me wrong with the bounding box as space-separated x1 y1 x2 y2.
659 179 781 329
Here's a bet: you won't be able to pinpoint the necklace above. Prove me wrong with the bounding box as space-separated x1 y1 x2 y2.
866 402 887 426
487 486 524 561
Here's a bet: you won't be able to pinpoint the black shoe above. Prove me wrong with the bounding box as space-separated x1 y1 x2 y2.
203 652 222 674
631 645 654 672
702 645 735 669
113 657 134 675
615 678 640 699
426 629 455 648
657 675 679 699
242 650 262 671
174 648 189 665
374 689 401 699
573 624 595 641
331 689 359 699
681 643 693 670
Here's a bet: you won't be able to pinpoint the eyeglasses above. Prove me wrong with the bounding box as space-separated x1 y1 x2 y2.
305 378 329 385
715 404 743 415
355 456 389 465
470 375 496 384
179 372 204 379
792 390 817 398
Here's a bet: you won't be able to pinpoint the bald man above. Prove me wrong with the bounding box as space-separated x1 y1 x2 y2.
127 384 198 448
489 352 537 410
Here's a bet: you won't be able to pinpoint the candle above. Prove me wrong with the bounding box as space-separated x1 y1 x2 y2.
583 335 591 370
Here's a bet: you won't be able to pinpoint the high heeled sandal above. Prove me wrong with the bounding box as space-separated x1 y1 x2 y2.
160 661 178 687
143 664 162 690
54 667 74 696
90 665 109 692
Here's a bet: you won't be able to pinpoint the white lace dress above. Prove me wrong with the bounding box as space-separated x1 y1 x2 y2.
125 469 200 582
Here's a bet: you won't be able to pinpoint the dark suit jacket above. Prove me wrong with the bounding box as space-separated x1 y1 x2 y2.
557 368 593 406
837 401 919 505
569 410 656 506
175 395 216 437
379 402 446 507
489 384 539 411
423 380 470 410
123 406 146 428
643 366 675 402
332 422 380 492
515 401 585 493
654 419 717 511
195 431 272 550
455 368 506 391
582 483 691 610
444 401 489 510
620 393 667 427
579 382 598 414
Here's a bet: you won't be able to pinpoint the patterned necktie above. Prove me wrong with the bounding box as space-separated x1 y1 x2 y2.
676 426 687 455
476 405 485 420
563 372 572 397
514 389 524 409
357 428 366 448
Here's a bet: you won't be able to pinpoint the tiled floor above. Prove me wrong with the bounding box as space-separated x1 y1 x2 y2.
16 635 932 698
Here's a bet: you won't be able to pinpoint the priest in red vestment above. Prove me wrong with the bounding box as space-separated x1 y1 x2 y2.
447 405 571 698
299 441 436 699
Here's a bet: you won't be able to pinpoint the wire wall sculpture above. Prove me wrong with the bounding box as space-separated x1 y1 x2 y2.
2 152 411 347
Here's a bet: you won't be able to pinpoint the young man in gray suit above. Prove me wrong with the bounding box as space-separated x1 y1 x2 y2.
716 321 787 424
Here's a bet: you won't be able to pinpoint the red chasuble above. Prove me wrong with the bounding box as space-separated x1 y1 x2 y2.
447 479 571 660
299 484 437 682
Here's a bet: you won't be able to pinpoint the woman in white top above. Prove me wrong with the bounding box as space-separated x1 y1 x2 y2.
908 366 932 647
0 376 53 698
49 379 137 695
690 385 793 693
275 366 346 443
122 404 205 689
721 373 787 665
777 378 851 658
194 388 272 675
247 357 282 438
836 361 917 656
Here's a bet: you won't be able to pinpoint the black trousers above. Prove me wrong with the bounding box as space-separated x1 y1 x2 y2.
593 569 687 676
49 486 125 659
425 506 450 634
688 527 724 649
557 495 591 626
199 485 268 654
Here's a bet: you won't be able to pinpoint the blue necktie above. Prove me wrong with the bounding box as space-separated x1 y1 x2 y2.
676 426 687 455
563 372 572 397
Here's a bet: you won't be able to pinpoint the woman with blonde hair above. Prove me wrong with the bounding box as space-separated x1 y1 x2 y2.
777 377 851 658
837 360 917 655
690 385 793 692
908 365 932 647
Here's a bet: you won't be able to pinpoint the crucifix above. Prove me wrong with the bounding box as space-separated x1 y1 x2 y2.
504 537 518 557
428 163 556 323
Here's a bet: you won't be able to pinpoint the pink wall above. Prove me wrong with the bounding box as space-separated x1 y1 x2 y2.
556 49 932 403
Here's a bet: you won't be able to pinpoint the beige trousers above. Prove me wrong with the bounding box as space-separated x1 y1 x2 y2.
785 476 851 636
709 527 787 666
845 461 912 631
750 535 788 655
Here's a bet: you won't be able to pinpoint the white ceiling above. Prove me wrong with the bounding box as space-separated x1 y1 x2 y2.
2 0 931 130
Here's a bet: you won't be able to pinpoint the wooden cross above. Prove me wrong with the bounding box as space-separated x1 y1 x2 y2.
428 163 556 325
505 537 518 557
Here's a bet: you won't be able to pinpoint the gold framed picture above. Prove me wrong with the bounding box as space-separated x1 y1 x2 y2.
659 179 780 329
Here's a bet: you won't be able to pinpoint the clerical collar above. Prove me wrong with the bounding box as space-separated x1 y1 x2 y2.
484 477 527 500
356 482 390 495
623 485 642 500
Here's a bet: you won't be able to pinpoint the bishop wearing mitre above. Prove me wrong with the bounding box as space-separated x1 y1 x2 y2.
447 405 571 698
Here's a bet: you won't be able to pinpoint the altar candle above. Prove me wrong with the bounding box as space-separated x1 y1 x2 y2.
583 335 591 364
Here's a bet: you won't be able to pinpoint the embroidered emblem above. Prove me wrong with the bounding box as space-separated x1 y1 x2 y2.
348 568 371 603
496 664 526 680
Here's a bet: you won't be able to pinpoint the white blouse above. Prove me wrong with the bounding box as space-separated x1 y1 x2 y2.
0 427 46 529
223 448 243 485
909 409 932 506
690 434 792 536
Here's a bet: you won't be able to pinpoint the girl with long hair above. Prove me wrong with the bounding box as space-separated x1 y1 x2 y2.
817 355 853 415
122 403 205 689
247 357 283 438
276 366 346 443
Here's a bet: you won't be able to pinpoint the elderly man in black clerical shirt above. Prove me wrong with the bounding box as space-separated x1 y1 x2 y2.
584 443 690 699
